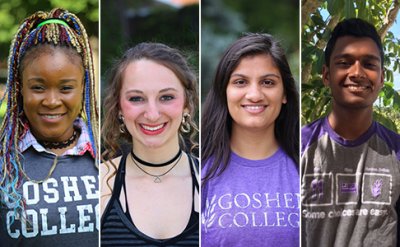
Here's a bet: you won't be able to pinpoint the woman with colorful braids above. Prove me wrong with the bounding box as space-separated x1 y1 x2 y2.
100 43 199 246
0 8 99 246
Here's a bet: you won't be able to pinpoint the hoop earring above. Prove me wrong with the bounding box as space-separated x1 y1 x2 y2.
119 113 126 133
180 112 191 133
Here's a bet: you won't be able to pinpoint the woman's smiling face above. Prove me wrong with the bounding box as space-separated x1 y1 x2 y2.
21 46 84 142
119 59 187 149
226 53 286 132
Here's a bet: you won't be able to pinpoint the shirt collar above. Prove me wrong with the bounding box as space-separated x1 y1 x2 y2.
19 118 95 158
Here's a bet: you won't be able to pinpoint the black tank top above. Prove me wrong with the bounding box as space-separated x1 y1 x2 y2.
101 152 199 246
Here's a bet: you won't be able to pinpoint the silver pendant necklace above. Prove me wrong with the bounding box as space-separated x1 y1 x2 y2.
130 151 183 183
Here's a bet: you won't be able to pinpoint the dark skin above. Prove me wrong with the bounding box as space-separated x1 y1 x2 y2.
322 36 384 140
21 46 84 155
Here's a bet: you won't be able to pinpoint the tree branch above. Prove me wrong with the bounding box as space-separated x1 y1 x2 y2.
301 0 321 26
379 0 400 39
302 15 340 84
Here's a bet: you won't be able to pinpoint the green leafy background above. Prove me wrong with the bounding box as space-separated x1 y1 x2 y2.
302 0 400 132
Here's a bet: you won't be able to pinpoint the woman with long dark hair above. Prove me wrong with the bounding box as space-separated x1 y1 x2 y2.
201 33 299 246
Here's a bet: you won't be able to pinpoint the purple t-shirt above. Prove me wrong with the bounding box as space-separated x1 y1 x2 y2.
301 117 400 246
201 148 299 247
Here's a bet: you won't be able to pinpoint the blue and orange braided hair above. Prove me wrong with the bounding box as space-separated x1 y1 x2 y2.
0 8 99 215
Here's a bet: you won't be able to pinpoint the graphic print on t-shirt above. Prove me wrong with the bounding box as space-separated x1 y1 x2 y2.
301 118 400 246
303 173 333 206
362 173 391 205
303 172 392 208
202 191 300 232
5 175 99 239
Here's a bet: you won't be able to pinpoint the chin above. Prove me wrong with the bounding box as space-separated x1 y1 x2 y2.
142 141 165 149
339 100 372 109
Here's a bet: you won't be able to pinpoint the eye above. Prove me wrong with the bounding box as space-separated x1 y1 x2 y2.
128 96 143 102
160 95 175 101
232 79 247 86
336 60 350 67
60 85 74 92
261 79 274 86
363 61 378 69
30 85 45 92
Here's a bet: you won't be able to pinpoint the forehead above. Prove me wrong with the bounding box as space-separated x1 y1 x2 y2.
22 45 83 68
121 59 184 92
21 49 84 81
232 53 280 75
331 36 381 60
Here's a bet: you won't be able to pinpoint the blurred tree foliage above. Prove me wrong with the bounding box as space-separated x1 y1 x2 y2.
302 0 400 132
201 0 299 102
101 0 199 98
0 0 98 121
0 0 98 60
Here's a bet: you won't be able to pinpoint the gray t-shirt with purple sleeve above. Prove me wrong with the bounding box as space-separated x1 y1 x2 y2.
301 117 400 247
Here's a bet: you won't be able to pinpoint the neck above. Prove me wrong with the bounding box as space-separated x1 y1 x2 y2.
37 129 79 156
129 138 184 177
132 139 181 164
230 124 279 160
329 103 373 140
48 138 79 156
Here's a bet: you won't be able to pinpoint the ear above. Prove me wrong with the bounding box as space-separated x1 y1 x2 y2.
183 107 190 114
282 95 287 104
322 65 330 87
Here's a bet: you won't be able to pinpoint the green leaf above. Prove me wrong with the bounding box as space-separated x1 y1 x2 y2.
311 48 325 75
356 0 367 19
373 112 398 132
327 0 345 16
393 91 400 111
311 14 325 27
344 1 356 18
302 45 318 64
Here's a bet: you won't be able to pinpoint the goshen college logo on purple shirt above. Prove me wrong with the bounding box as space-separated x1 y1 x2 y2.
202 192 300 232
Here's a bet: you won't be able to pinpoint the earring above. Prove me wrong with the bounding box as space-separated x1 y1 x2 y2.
118 113 126 133
180 112 191 133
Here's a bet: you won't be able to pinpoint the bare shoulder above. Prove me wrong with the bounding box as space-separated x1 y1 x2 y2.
100 156 122 216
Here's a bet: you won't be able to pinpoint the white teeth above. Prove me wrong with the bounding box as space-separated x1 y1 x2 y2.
142 124 164 131
244 105 264 110
347 85 367 91
43 114 62 119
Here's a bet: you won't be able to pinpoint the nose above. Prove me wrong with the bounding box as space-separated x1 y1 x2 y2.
245 83 264 102
42 89 62 108
144 101 161 121
349 61 367 80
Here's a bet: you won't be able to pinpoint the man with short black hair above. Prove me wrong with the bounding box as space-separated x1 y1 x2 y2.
301 18 400 246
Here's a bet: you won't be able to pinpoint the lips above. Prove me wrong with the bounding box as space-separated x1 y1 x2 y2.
242 105 267 114
139 123 167 135
39 113 66 122
141 123 164 131
343 83 372 93
40 114 64 119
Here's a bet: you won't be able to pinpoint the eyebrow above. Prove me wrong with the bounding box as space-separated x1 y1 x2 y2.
230 73 281 79
27 78 79 83
125 87 178 94
333 54 381 61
